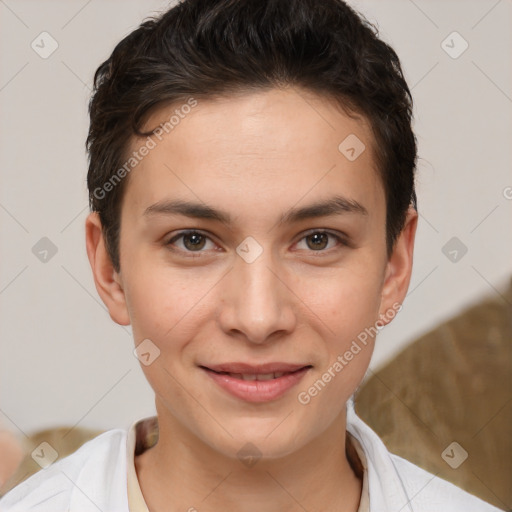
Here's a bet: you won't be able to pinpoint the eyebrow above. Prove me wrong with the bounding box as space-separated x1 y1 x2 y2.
143 195 368 226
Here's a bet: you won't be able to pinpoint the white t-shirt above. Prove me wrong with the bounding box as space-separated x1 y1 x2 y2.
0 400 502 512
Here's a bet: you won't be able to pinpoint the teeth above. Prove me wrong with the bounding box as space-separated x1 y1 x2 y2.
255 373 275 381
235 372 287 381
240 374 257 381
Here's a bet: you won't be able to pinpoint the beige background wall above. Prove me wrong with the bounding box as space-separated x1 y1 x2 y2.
1 0 511 434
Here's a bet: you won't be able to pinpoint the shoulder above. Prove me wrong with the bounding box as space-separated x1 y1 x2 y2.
388 453 503 511
0 428 128 512
346 401 503 511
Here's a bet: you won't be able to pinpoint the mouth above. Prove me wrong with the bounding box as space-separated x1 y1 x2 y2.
199 362 312 402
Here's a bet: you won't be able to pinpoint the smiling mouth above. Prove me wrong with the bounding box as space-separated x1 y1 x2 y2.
201 367 311 381
199 364 312 402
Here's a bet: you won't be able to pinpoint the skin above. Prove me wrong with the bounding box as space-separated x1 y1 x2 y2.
0 429 24 490
86 86 417 512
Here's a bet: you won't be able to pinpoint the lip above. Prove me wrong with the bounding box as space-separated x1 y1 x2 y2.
203 362 309 374
200 362 312 403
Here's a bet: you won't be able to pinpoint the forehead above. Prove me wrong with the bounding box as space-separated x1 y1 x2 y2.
121 87 383 223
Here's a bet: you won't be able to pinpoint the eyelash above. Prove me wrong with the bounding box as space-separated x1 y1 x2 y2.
165 229 348 257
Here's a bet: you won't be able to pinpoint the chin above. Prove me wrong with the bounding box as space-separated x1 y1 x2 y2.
207 417 310 462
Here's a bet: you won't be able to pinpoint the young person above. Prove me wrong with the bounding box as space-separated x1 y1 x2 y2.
0 0 502 510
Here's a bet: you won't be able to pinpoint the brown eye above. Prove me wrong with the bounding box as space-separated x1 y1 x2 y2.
294 230 346 253
306 232 329 250
166 230 216 255
182 232 206 251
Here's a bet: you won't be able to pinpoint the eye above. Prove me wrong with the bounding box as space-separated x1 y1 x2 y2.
165 229 348 257
166 230 218 255
294 230 346 252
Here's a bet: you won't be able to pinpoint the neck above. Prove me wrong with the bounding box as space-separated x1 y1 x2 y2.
135 407 362 512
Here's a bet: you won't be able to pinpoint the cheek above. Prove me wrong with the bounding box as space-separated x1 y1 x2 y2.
124 266 212 342
295 276 379 415
302 267 383 341
125 270 207 406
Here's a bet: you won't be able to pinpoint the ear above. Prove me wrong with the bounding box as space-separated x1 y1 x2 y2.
378 207 418 326
85 212 130 326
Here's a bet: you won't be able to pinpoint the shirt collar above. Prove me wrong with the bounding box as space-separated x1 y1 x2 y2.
126 410 370 512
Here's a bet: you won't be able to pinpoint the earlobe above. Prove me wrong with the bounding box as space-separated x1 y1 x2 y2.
85 212 131 326
378 207 418 326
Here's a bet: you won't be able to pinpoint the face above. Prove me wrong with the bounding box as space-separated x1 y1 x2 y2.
87 87 416 462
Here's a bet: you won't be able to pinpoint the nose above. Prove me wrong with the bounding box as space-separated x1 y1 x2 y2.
217 246 297 345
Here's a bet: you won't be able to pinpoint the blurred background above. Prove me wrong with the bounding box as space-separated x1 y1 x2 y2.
0 0 511 507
